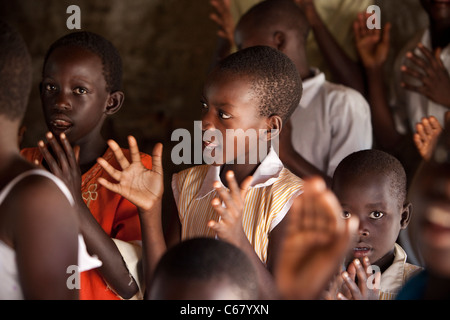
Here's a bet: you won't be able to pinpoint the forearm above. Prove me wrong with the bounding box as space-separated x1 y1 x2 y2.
78 204 139 299
365 66 405 150
305 4 366 95
138 201 168 299
279 148 331 186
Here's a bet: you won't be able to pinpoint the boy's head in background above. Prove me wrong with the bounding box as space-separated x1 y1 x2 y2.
234 0 311 79
332 150 411 272
40 31 124 146
201 45 302 166
148 238 259 300
0 20 31 124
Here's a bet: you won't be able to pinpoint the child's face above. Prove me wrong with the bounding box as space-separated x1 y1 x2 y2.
411 160 450 278
333 173 408 266
41 46 110 145
201 71 270 166
420 0 450 22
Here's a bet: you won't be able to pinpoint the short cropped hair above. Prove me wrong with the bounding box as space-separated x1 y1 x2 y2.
213 45 302 123
332 149 408 206
43 31 122 93
0 20 32 121
150 238 258 299
237 0 310 42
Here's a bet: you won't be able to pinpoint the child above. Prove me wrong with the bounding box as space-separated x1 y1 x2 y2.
97 45 304 299
274 176 359 300
209 0 372 94
331 149 422 300
234 0 373 182
21 31 151 300
148 237 258 300
397 125 450 299
0 21 100 300
352 2 450 177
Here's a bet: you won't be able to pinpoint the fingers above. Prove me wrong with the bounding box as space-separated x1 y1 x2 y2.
127 135 142 164
38 132 78 176
107 139 130 170
151 142 164 176
97 157 122 182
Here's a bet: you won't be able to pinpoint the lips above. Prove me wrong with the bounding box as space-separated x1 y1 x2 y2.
50 115 73 131
353 244 372 258
203 140 218 151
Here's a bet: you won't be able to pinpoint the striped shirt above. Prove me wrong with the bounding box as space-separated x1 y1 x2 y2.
172 148 303 263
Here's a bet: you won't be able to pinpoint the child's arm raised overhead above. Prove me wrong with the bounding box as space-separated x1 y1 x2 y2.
353 13 399 151
39 132 140 299
294 0 366 95
209 0 234 63
401 44 450 109
96 136 166 299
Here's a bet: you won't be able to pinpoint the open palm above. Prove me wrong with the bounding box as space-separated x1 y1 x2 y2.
97 136 164 211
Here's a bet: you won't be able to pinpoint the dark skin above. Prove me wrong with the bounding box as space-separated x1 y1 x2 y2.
209 0 367 96
234 10 332 186
0 117 79 300
354 0 450 152
409 142 450 298
332 172 411 275
97 72 295 300
37 46 139 299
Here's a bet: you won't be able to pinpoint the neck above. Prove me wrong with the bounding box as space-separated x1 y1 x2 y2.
430 21 450 49
72 133 108 175
373 248 396 274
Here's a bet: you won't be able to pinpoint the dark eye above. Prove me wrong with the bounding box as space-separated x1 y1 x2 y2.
74 87 88 95
218 110 231 119
44 84 57 91
341 211 351 220
369 211 384 220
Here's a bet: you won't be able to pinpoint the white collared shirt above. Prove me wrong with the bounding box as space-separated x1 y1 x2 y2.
289 68 373 177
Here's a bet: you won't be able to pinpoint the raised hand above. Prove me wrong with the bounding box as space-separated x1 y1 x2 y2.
208 170 253 247
275 177 359 300
97 136 164 212
401 43 450 108
353 12 391 69
338 257 381 300
209 0 235 48
414 115 443 161
38 132 83 204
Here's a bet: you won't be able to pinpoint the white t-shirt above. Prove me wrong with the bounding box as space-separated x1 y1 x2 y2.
290 69 373 177
0 169 101 300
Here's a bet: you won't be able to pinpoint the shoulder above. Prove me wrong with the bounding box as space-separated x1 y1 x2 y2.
269 169 304 201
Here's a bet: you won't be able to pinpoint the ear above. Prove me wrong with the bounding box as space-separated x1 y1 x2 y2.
400 202 412 229
273 31 286 51
264 115 283 142
105 91 125 115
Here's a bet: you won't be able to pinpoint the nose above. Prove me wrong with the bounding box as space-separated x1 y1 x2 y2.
201 108 215 132
358 222 370 237
54 91 71 111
